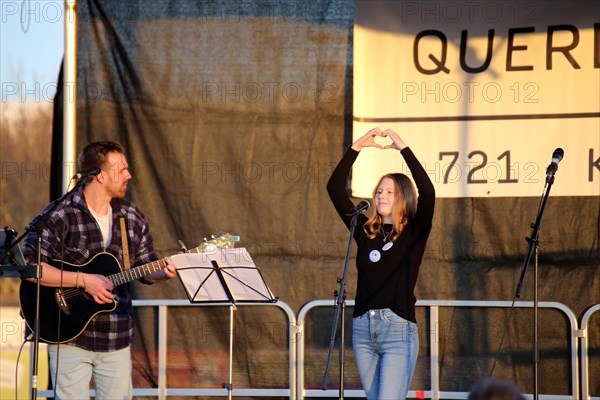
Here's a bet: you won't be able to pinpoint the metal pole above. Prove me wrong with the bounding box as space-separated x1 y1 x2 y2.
228 305 234 400
29 234 43 400
534 247 539 400
322 215 357 395
338 300 345 400
63 0 77 193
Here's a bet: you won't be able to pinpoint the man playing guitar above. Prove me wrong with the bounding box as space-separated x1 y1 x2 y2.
21 140 177 399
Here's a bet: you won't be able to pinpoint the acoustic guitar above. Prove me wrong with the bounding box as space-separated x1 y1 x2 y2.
19 233 238 343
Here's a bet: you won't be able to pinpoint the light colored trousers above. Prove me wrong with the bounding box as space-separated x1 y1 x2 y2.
48 344 132 400
352 308 419 400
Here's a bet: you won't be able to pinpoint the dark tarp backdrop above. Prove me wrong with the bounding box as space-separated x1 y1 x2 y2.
46 0 598 397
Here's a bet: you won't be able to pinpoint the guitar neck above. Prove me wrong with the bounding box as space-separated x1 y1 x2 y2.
107 233 239 286
109 258 167 286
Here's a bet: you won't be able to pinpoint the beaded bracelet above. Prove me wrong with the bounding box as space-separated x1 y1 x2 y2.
75 271 81 288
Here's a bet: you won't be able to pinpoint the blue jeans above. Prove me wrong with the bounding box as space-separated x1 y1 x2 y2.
352 308 419 400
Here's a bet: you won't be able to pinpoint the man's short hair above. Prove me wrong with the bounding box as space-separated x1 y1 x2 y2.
77 141 126 184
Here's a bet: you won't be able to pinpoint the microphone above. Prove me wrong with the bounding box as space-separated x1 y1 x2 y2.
347 200 370 216
74 166 101 180
545 148 564 183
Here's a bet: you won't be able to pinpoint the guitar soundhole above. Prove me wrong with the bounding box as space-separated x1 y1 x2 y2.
55 289 72 315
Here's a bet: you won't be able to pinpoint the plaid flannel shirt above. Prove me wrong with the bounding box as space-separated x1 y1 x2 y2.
22 186 157 351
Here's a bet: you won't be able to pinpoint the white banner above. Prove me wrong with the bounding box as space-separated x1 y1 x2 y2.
353 0 600 198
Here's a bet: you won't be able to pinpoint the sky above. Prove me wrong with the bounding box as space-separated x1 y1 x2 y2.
1 0 64 104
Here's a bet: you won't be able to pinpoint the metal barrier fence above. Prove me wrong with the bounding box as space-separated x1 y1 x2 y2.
298 300 585 400
32 299 598 400
580 304 600 400
36 299 297 399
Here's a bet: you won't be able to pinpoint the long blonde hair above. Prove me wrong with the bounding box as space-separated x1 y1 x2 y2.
363 173 418 241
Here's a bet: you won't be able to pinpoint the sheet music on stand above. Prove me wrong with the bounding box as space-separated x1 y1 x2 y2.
172 247 277 304
172 246 277 400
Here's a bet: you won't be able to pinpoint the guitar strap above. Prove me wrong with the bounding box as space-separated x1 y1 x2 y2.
119 217 131 270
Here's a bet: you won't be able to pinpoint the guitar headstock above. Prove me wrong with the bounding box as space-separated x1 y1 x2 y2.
191 232 240 253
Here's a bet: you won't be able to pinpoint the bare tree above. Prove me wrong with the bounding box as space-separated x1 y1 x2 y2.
0 101 53 304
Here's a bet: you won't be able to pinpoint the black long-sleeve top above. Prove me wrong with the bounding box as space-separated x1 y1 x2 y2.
326 147 435 322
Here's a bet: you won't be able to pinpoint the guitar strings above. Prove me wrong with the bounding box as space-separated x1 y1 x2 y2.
59 259 165 300
58 255 176 302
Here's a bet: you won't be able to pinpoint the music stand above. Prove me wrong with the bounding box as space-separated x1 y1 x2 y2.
172 247 277 400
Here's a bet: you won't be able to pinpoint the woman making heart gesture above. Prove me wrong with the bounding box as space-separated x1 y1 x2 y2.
327 128 436 399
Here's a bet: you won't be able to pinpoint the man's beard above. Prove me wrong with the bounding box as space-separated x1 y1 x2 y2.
108 185 127 198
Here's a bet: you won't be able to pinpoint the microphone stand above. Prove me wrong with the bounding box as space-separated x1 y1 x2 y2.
515 174 556 400
322 212 359 399
9 179 82 400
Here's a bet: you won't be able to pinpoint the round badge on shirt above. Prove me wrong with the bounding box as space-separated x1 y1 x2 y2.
369 250 381 263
